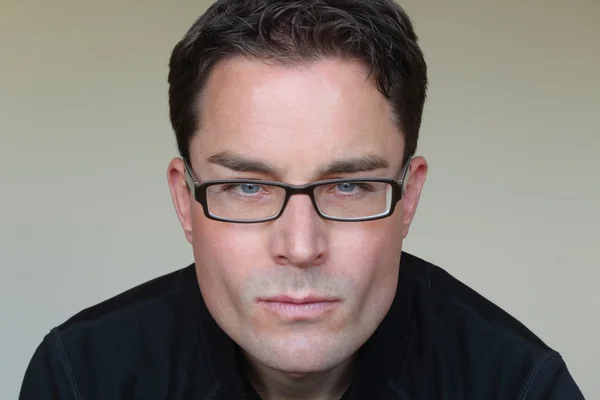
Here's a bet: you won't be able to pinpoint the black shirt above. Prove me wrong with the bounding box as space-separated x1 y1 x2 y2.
20 252 585 399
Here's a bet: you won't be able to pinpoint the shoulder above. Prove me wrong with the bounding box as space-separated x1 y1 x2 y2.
56 264 196 334
394 252 583 399
30 264 215 399
401 251 551 351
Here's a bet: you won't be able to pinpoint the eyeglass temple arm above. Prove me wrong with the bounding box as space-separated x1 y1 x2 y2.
400 155 413 194
183 159 198 190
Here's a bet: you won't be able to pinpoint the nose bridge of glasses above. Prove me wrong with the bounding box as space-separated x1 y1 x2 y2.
285 182 319 195
280 183 321 216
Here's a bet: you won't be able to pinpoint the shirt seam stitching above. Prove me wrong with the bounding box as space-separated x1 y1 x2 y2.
53 328 83 400
408 265 549 352
59 269 186 335
201 381 222 400
444 298 544 351
516 352 560 400
387 379 412 399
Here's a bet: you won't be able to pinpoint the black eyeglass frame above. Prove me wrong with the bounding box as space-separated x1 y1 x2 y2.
183 157 412 223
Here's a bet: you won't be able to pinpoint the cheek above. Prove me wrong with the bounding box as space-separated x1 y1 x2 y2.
330 216 403 303
192 214 267 266
191 217 267 311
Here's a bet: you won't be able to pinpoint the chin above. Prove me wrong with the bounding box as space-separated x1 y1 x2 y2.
244 330 359 374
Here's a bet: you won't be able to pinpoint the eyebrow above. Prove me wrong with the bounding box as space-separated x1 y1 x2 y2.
207 151 390 177
318 155 390 175
207 152 280 175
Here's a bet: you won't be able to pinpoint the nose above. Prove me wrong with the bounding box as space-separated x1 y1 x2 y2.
269 193 328 268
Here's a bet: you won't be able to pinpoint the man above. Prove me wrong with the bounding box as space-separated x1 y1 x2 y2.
20 0 584 399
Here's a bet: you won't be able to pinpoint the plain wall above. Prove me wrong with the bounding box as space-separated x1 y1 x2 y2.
1 0 598 398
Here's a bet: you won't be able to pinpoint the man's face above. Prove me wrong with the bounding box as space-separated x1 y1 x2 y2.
168 57 427 374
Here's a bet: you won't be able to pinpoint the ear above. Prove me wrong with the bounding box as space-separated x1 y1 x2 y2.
167 158 194 244
401 156 428 238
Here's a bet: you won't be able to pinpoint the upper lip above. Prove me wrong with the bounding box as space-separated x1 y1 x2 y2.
258 295 340 304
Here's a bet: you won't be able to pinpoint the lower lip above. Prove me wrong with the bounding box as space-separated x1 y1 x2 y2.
258 301 340 320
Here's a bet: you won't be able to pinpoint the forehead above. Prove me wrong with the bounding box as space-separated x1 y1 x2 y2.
193 57 405 177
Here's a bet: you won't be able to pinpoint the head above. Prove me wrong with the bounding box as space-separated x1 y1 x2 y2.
167 0 428 376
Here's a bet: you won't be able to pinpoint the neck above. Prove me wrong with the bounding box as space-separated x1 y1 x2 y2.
242 353 356 400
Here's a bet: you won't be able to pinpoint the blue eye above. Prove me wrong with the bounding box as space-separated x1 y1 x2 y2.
337 183 356 193
240 184 260 194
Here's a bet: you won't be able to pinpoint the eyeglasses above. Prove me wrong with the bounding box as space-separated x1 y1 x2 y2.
183 158 411 223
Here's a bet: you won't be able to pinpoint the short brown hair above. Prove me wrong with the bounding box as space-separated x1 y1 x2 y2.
168 0 428 164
